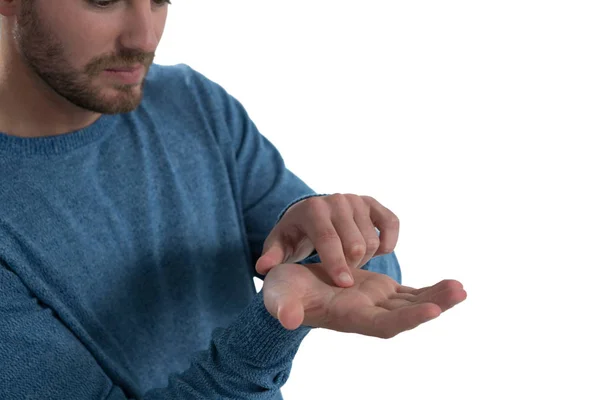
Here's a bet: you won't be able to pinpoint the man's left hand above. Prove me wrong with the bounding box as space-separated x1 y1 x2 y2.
255 194 400 288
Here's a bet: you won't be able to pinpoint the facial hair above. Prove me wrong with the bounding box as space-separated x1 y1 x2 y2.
13 1 155 115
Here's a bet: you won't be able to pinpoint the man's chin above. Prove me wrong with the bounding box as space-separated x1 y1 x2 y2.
71 87 144 115
99 104 140 115
97 100 142 114
101 83 145 114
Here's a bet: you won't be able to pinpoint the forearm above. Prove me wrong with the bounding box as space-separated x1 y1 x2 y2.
1 270 310 400
143 291 311 399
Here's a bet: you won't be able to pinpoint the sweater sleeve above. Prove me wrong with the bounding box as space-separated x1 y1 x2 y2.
194 68 402 284
191 69 321 267
0 264 310 400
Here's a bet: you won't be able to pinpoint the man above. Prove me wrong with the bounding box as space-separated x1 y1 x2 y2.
0 1 467 399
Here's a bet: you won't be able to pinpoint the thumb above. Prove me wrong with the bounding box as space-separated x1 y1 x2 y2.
275 293 305 330
263 264 310 330
256 240 289 275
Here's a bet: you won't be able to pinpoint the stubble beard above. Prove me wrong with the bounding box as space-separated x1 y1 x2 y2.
14 2 153 115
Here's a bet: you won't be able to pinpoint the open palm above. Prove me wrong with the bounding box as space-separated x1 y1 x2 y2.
263 263 467 338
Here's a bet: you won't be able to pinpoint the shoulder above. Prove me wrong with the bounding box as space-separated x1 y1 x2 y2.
143 63 233 113
141 63 253 144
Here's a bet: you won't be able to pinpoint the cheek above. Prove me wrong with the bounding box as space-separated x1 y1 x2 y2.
64 30 119 72
47 13 119 64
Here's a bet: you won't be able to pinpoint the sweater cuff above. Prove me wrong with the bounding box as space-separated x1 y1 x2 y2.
276 193 328 223
222 291 311 365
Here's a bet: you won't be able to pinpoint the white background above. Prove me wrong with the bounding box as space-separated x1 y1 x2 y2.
155 2 599 399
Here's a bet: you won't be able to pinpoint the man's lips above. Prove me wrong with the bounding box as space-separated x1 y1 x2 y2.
105 64 143 72
102 64 145 84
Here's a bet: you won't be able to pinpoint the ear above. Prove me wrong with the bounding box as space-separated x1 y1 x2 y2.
0 0 19 18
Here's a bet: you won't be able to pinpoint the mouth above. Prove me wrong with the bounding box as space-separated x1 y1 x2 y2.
105 64 144 73
102 64 145 84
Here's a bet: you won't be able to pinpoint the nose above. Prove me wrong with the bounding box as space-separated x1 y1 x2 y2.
119 3 161 54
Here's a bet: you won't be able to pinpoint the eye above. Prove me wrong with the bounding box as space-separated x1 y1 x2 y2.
90 0 116 7
89 0 171 8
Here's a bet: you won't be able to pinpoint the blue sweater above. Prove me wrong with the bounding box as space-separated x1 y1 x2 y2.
0 64 401 399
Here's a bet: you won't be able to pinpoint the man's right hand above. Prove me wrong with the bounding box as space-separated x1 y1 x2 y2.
263 263 467 338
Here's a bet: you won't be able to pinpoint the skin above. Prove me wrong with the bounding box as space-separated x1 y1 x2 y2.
264 262 467 335
0 0 168 138
257 193 402 288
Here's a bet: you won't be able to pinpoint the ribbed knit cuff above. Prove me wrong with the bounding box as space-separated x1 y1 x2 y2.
223 291 311 365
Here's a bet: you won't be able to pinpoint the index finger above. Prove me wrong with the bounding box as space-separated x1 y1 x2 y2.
302 208 354 288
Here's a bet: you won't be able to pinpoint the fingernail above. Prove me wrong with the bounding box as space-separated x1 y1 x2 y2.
338 272 354 286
